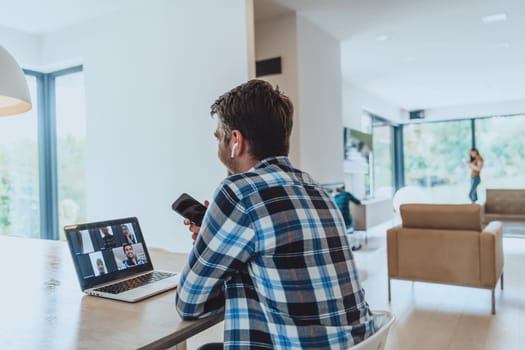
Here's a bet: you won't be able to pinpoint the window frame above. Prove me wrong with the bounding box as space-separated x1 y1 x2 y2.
23 66 83 240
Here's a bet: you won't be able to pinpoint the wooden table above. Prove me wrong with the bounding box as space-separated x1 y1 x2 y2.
0 236 223 349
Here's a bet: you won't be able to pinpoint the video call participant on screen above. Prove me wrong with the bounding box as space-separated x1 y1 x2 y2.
176 80 373 349
96 258 106 275
120 224 137 245
119 244 145 270
100 226 117 248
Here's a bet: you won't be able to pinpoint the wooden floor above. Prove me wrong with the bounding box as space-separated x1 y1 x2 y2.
186 222 525 350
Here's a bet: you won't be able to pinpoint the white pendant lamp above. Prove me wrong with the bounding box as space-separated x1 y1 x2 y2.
0 45 32 116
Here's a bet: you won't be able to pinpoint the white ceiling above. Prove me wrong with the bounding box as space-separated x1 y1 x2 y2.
256 0 525 111
1 0 523 111
0 0 144 34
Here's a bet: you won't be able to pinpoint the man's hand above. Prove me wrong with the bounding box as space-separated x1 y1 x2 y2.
184 200 209 244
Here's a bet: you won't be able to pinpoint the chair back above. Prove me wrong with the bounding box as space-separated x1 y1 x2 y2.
400 203 482 231
351 310 395 350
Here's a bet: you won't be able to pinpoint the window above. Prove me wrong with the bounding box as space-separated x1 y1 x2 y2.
401 114 525 204
55 70 86 237
0 75 40 237
403 120 471 203
475 115 525 202
0 67 85 239
372 122 394 197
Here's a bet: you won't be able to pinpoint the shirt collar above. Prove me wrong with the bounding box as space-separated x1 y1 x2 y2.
252 156 291 170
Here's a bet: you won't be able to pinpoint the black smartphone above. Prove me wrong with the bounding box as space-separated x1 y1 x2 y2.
171 193 207 226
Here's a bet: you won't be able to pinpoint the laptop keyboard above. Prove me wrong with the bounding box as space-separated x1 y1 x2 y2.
95 271 176 294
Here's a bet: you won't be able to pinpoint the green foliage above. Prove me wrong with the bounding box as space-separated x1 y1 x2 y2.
0 140 40 236
0 135 86 238
404 120 471 186
0 177 12 232
57 136 86 231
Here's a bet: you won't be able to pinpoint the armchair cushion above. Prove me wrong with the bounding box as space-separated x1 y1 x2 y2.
400 203 482 231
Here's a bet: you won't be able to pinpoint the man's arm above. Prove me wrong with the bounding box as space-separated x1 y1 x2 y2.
175 183 256 320
347 191 361 205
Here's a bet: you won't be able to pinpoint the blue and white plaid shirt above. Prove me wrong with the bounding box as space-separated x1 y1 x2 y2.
176 157 373 349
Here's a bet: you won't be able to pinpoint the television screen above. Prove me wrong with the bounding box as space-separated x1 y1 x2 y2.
344 128 372 173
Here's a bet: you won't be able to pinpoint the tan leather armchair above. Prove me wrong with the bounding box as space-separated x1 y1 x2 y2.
387 204 504 314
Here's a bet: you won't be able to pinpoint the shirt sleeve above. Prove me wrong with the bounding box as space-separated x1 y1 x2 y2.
175 182 256 320
347 192 361 205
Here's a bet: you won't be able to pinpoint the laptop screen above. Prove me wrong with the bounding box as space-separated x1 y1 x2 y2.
65 217 154 290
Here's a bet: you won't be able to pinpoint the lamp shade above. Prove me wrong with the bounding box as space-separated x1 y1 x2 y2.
0 45 32 116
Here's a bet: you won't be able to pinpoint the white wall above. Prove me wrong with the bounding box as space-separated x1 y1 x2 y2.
254 14 300 166
296 16 344 184
40 0 251 252
0 25 40 68
342 82 404 128
256 14 359 185
341 82 404 196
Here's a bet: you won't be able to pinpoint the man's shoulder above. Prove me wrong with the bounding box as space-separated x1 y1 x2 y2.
219 172 271 202
215 157 321 209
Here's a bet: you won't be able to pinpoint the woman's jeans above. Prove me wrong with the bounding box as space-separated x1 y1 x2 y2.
469 175 481 202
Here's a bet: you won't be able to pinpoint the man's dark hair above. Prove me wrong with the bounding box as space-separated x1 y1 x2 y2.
122 243 132 253
210 79 293 160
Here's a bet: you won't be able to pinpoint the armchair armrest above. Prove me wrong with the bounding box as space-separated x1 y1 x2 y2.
386 225 402 277
482 221 503 235
480 221 504 287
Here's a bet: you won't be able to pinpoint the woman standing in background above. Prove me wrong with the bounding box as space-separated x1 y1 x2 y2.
466 148 484 203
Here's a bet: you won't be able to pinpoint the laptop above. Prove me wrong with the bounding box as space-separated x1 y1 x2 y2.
64 217 180 302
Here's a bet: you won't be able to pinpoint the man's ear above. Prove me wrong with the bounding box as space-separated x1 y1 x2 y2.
230 130 245 157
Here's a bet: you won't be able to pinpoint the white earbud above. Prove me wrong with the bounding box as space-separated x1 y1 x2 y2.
230 143 238 159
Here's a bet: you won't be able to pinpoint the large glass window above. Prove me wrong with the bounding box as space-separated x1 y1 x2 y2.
475 115 525 202
403 120 471 203
56 71 86 236
372 123 394 197
0 76 40 237
0 68 85 240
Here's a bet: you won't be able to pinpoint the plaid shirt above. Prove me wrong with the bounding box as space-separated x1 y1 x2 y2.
176 157 373 349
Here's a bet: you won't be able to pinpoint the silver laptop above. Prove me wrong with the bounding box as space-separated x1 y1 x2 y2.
65 217 179 302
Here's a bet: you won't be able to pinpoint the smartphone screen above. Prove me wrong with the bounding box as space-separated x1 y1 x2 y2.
171 193 207 226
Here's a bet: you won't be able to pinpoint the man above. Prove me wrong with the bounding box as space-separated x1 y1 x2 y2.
333 185 363 251
119 244 145 270
176 80 373 349
100 226 116 248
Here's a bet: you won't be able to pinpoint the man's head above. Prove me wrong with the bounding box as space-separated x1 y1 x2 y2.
100 226 110 237
123 244 135 259
211 80 293 173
